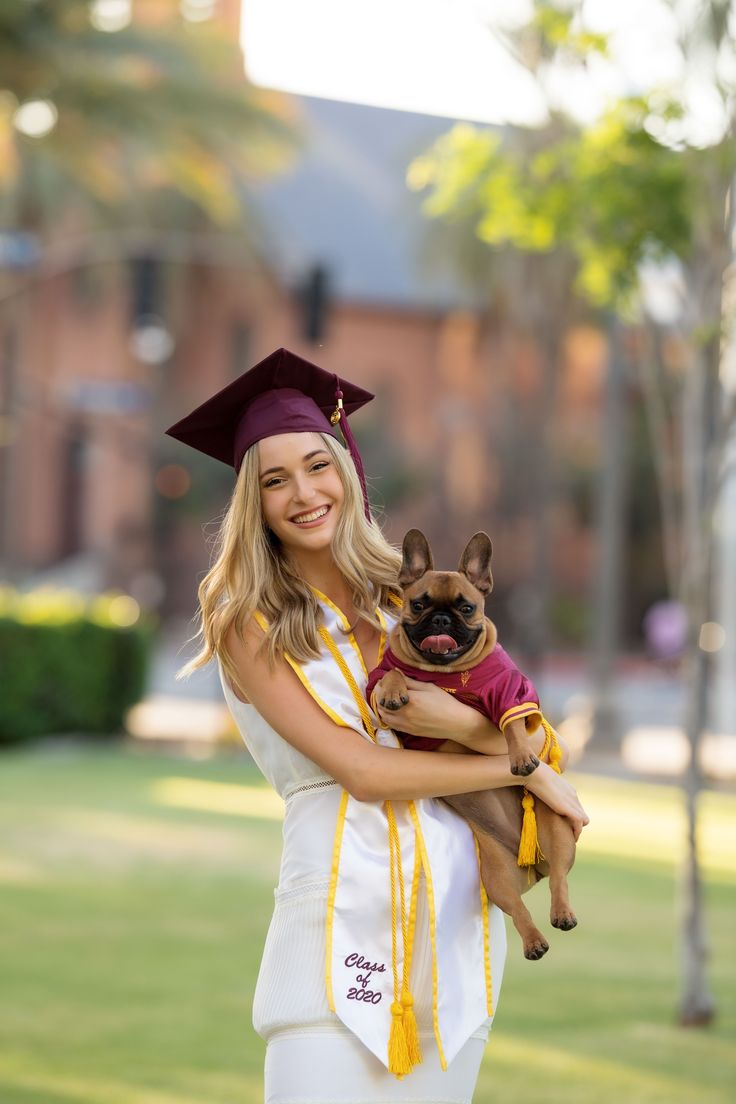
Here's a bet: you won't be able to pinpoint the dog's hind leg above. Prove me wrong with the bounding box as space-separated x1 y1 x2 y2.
535 802 577 931
472 827 550 960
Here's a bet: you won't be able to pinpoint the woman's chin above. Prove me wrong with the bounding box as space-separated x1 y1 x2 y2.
282 522 337 553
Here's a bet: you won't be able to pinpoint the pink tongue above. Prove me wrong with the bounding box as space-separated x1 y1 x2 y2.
420 634 458 654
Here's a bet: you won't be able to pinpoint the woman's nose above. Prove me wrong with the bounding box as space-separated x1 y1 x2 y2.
292 474 316 502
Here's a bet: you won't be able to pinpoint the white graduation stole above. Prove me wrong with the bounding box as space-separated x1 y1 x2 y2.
259 593 501 1075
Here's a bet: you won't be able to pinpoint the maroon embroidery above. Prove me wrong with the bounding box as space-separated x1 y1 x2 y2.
347 987 382 1003
343 952 386 1005
344 953 386 973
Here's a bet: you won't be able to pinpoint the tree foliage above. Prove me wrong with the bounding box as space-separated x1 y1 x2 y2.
409 101 694 313
0 0 295 231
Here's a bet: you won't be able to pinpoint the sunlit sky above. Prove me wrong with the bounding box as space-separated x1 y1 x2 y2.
241 0 731 145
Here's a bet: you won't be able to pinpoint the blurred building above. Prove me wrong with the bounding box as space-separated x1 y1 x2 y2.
0 2 610 653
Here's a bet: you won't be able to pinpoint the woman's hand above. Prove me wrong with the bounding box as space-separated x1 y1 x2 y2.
375 677 510 753
524 762 589 840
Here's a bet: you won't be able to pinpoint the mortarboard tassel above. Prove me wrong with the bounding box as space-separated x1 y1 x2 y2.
332 382 372 521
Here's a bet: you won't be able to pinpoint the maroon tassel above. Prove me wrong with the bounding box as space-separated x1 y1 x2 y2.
334 382 371 521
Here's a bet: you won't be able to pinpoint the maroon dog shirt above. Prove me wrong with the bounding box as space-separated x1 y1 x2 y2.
366 644 541 750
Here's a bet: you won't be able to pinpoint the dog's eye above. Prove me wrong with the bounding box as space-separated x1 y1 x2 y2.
410 600 424 614
461 604 475 616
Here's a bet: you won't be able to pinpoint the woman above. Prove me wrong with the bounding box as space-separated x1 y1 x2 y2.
168 348 588 1104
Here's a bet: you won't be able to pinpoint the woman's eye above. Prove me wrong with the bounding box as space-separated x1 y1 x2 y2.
263 477 284 488
310 461 329 472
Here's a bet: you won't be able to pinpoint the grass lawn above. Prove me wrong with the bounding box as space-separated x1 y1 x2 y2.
0 743 734 1104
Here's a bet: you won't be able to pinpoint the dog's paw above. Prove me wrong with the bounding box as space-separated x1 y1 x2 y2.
551 912 578 931
510 755 539 777
376 675 409 714
523 937 549 961
379 695 407 712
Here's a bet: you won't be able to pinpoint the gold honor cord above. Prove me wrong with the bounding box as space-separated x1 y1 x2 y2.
318 624 428 1078
474 836 494 1016
407 800 447 1072
325 787 350 1013
517 717 563 868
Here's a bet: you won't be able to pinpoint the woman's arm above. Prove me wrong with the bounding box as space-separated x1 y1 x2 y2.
376 678 509 753
376 677 571 769
226 623 587 835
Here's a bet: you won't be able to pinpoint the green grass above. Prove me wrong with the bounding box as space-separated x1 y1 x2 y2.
0 745 734 1103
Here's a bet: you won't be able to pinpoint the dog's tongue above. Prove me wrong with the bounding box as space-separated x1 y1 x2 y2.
420 634 458 655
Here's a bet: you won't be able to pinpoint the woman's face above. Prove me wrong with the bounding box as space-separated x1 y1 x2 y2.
258 432 344 553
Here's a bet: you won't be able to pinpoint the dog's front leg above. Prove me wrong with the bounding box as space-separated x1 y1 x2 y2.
504 717 540 777
372 670 410 713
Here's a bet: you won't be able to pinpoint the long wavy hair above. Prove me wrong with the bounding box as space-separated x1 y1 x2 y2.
178 432 402 699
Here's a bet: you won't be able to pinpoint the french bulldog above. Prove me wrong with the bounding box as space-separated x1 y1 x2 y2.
366 529 577 959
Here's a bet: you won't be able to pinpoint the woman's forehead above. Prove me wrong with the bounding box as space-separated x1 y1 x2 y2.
257 431 326 469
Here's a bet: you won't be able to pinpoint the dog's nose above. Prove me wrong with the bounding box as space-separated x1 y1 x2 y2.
430 613 453 633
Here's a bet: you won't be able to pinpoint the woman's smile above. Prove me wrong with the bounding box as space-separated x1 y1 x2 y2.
290 504 332 527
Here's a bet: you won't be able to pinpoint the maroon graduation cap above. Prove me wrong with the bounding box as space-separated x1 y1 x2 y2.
165 347 373 517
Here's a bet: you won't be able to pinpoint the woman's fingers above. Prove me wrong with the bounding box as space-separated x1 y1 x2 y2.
526 764 589 835
376 679 456 738
569 812 591 843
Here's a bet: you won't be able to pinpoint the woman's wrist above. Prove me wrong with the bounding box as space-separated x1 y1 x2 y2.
456 711 508 755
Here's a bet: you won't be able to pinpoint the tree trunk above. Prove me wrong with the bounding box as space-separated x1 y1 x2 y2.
679 645 716 1025
590 319 627 747
525 325 561 675
677 278 724 1026
674 143 734 1025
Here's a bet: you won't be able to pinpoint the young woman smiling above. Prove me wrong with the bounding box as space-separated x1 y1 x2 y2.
169 348 588 1104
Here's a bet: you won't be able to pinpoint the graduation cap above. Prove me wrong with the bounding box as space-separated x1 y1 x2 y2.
165 347 373 517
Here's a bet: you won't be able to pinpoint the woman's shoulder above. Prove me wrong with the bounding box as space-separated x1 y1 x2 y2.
224 613 265 654
222 614 271 703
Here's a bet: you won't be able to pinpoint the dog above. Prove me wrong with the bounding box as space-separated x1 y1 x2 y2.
366 529 577 960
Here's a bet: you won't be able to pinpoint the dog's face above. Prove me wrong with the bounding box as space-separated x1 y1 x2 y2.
397 529 493 667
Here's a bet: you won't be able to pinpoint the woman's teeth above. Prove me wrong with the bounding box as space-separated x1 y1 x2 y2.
292 506 330 524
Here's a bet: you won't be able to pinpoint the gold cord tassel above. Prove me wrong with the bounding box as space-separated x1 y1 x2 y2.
517 717 562 867
388 999 412 1077
401 987 421 1066
517 789 544 866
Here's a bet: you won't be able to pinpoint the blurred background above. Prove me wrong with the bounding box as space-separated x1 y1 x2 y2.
0 2 734 1102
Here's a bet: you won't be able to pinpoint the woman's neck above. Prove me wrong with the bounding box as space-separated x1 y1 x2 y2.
290 552 354 613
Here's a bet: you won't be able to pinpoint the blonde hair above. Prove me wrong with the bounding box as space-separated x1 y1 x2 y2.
179 432 402 698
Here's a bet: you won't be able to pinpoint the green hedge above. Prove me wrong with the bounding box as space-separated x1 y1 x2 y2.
0 588 155 743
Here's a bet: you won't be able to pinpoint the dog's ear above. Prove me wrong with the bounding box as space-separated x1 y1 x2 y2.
399 529 434 588
458 532 493 595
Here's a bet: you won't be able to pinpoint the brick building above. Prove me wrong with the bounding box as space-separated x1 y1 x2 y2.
0 9 608 651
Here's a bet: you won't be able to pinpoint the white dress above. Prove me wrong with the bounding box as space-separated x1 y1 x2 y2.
219 597 507 1104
